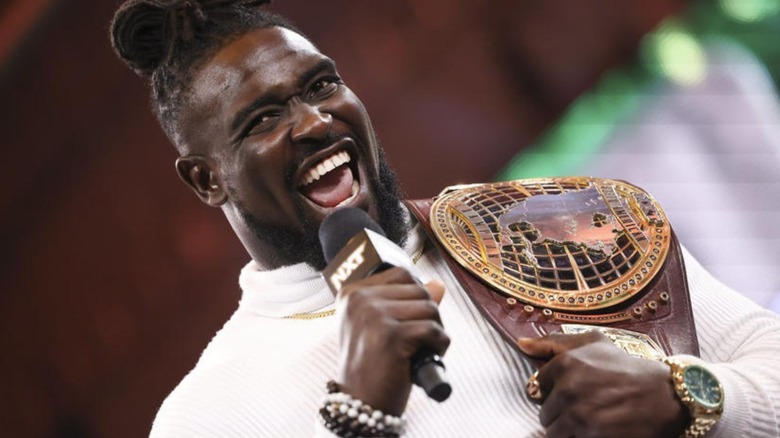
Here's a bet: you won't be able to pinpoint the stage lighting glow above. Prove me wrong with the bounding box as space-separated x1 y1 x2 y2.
720 0 780 23
642 22 707 86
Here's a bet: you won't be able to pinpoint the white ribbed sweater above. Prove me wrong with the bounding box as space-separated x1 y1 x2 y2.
150 227 780 437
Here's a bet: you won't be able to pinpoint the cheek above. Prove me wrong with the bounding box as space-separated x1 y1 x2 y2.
332 89 380 162
229 138 293 201
338 91 372 126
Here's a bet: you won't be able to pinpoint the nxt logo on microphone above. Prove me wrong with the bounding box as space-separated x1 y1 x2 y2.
329 242 368 290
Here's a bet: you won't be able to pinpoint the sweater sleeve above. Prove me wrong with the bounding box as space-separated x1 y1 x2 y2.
673 247 780 437
149 359 343 438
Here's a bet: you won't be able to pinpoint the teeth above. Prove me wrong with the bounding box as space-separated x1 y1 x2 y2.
299 150 351 187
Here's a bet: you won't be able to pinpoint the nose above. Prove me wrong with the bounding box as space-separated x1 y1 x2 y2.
289 102 333 143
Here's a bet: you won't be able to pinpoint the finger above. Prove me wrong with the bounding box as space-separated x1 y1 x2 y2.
538 384 566 427
424 279 445 304
381 299 442 324
341 282 432 304
533 349 575 398
516 330 607 359
337 266 425 300
544 414 575 438
366 266 418 285
398 320 451 357
525 363 557 406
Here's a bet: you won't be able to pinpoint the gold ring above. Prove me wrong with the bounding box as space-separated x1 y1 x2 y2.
526 371 543 400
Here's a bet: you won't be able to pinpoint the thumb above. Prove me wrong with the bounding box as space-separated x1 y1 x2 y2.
424 279 446 304
517 330 606 359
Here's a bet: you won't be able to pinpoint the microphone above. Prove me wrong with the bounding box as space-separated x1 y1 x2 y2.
319 207 452 402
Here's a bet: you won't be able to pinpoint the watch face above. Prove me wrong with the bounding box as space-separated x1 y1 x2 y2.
683 365 723 408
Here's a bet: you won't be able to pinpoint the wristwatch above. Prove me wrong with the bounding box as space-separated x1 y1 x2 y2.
663 358 724 438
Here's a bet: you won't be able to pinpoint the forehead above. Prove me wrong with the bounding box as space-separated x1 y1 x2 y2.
190 27 326 107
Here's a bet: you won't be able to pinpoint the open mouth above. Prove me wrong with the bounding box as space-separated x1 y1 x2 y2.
297 150 360 208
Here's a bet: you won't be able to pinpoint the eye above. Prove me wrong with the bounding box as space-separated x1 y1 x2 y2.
246 111 281 136
308 76 340 100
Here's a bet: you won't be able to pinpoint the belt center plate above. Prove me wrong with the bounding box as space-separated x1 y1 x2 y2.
430 177 671 311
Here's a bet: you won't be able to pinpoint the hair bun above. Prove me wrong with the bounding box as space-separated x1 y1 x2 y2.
111 1 174 78
111 0 275 77
200 0 271 9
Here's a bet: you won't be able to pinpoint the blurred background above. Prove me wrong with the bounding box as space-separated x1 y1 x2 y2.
2 0 779 436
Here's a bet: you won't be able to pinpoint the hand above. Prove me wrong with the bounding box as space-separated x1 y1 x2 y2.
336 267 448 416
517 331 689 438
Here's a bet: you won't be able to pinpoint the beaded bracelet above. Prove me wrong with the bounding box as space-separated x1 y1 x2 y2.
320 380 406 437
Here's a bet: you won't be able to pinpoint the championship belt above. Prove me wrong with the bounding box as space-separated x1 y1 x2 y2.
406 177 700 360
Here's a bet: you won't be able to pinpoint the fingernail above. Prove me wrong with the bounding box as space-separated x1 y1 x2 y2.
516 337 533 349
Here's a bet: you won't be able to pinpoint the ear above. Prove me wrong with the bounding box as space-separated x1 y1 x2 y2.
175 155 228 207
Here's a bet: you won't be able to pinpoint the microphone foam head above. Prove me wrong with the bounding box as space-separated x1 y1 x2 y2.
319 207 385 263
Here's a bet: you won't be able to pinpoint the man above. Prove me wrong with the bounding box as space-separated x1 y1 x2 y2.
110 1 780 436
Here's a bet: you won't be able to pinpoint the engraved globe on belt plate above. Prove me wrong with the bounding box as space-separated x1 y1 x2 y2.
430 177 671 311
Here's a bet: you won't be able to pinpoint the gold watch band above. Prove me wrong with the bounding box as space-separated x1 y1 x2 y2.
683 417 718 438
664 358 723 438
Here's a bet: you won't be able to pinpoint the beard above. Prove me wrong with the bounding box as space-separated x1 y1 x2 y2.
232 147 409 270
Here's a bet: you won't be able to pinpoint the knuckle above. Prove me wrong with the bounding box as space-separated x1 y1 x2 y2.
343 290 382 322
418 321 448 345
431 324 450 352
581 426 605 438
547 332 570 343
554 378 576 402
586 330 609 343
569 405 588 428
387 266 415 283
422 320 442 338
437 331 451 351
343 286 368 306
538 409 551 427
410 283 431 300
556 352 577 370
422 300 440 317
343 290 366 314
383 321 402 339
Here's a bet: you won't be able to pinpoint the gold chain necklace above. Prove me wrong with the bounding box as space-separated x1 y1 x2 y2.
284 240 427 320
284 309 336 320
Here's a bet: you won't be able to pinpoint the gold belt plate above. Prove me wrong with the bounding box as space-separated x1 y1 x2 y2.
561 324 666 361
430 177 671 311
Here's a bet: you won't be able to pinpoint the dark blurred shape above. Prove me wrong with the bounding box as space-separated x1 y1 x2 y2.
49 412 95 438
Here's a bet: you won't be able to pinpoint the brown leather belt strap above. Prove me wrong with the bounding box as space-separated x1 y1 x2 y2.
406 198 700 357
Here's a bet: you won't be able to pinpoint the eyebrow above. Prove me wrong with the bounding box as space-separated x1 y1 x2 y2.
229 58 338 138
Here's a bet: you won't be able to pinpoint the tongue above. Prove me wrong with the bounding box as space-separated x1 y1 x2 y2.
299 164 355 208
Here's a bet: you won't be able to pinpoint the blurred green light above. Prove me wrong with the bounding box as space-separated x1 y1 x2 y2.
643 22 707 86
720 0 780 23
494 70 647 181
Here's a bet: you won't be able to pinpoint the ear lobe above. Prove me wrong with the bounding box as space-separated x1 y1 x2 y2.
175 156 227 207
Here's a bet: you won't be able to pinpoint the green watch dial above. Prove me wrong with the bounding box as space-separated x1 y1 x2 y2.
683 365 723 408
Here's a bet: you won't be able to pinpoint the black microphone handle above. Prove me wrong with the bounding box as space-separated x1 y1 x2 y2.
410 349 451 402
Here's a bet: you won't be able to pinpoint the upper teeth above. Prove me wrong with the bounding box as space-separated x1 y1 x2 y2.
299 150 351 187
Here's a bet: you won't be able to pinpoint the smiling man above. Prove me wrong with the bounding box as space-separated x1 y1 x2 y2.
110 1 780 437
169 21 408 270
